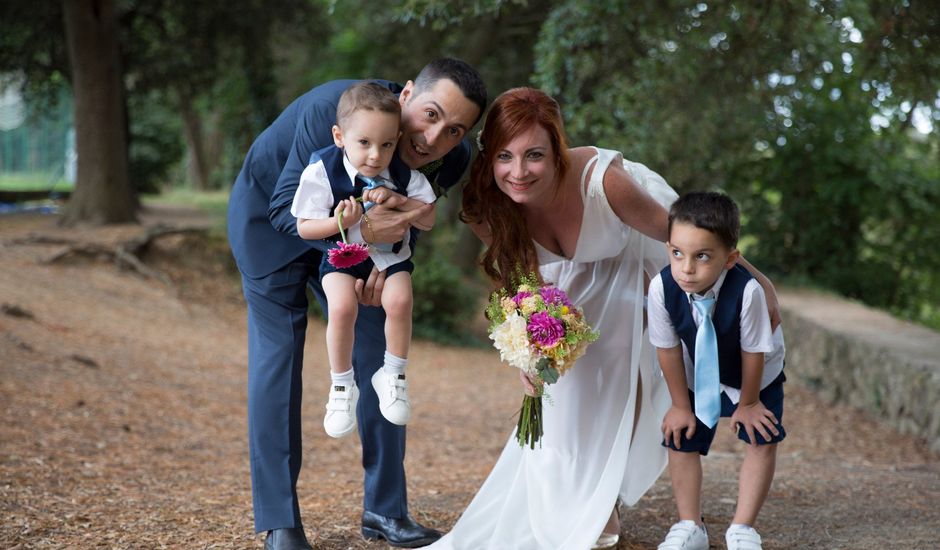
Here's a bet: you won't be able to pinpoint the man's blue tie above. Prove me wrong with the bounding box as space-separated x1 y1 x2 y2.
692 297 721 428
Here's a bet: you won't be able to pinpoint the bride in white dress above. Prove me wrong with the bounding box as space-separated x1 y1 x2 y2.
426 88 678 550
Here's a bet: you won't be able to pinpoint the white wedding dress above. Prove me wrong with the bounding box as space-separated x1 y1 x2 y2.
427 149 678 550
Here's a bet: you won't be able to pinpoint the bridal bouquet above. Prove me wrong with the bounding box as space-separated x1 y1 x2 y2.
486 273 599 448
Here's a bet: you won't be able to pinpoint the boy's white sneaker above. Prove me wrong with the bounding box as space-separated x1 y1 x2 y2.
371 369 410 425
725 524 762 550
323 383 359 438
657 520 709 550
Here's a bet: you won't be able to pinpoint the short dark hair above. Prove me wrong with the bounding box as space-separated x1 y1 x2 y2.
413 57 487 125
668 191 740 249
336 82 401 127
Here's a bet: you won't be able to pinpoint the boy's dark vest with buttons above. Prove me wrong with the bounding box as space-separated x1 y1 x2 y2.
661 263 753 389
310 145 409 251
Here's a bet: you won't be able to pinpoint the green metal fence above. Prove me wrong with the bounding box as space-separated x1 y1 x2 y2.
0 88 73 193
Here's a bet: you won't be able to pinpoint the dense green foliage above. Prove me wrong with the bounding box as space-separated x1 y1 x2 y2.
411 228 486 346
529 1 939 328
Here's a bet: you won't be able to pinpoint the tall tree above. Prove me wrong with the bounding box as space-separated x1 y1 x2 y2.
61 0 135 224
1 0 311 222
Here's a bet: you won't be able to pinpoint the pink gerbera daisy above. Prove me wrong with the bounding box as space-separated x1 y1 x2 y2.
328 242 369 268
327 207 370 268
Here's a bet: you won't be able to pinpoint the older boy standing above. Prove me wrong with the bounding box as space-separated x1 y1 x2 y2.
647 191 787 550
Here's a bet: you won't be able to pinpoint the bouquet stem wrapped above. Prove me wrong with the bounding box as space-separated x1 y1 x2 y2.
486 272 598 448
517 391 543 449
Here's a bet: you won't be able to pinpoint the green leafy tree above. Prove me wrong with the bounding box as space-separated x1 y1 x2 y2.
532 0 939 327
0 0 312 223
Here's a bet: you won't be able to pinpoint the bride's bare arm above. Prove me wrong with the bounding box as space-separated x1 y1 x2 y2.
591 152 781 328
736 256 782 330
597 159 670 242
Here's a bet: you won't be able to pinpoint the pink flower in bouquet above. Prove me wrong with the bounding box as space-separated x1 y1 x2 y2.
527 311 565 348
539 286 573 308
328 242 369 268
512 290 533 307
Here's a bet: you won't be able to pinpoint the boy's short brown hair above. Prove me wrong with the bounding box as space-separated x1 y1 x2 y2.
336 82 401 127
668 191 741 250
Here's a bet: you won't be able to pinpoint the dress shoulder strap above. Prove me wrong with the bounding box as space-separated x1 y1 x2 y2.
580 148 624 199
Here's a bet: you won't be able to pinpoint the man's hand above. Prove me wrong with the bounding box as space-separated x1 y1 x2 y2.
661 405 697 449
361 203 433 244
730 400 779 445
354 267 385 307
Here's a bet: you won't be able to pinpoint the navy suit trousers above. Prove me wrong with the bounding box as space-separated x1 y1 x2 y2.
242 249 407 533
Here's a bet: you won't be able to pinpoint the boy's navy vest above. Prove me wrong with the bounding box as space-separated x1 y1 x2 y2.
661 263 753 389
310 144 409 251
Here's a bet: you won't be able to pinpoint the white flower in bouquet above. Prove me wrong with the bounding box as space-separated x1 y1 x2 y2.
490 312 539 373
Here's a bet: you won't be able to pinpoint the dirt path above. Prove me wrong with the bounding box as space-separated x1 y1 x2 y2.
1 208 937 549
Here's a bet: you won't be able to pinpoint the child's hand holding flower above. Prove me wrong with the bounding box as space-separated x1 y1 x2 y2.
327 198 370 269
335 198 362 226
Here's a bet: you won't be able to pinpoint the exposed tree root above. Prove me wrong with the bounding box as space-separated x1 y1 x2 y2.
9 225 208 284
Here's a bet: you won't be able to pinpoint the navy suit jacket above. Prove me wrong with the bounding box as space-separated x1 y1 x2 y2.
227 79 472 278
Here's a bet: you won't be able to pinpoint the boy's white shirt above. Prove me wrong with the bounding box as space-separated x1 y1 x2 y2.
647 268 786 404
290 152 436 271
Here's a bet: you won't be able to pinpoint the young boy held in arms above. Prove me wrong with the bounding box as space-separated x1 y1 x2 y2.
291 82 436 438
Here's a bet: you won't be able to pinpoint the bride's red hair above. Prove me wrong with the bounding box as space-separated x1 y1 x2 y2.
461 88 570 289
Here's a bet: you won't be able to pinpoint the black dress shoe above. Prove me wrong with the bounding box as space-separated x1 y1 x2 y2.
264 527 313 550
361 510 442 548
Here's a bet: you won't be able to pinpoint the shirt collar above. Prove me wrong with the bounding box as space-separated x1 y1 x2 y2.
687 268 729 303
341 150 392 185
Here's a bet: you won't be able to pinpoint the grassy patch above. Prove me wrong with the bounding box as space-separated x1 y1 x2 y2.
0 172 72 192
142 188 230 234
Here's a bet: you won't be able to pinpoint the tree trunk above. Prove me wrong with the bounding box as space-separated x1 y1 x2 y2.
60 0 135 226
204 109 224 188
178 91 210 190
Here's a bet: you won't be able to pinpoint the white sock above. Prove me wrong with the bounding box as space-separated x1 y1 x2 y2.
331 368 355 388
382 351 407 376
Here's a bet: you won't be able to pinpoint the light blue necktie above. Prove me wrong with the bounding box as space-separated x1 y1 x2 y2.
692 297 721 428
356 174 395 252
356 174 391 212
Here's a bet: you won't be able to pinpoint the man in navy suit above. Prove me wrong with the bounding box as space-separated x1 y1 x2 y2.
227 58 486 550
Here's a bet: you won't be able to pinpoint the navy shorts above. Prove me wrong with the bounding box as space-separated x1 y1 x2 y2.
663 372 787 455
318 253 413 281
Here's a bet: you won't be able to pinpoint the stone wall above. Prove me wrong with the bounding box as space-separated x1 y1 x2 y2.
779 289 940 452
